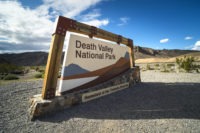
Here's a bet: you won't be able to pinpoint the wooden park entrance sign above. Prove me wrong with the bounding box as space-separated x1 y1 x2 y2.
29 16 140 120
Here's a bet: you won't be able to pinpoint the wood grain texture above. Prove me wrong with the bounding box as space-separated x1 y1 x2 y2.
41 34 65 99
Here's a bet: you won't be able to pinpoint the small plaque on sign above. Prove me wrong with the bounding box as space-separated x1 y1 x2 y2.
82 82 129 102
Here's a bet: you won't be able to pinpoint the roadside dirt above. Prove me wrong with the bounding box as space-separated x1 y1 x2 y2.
1 71 200 133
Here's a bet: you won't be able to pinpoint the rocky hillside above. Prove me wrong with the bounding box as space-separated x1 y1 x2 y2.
0 52 49 66
134 46 198 59
0 47 199 66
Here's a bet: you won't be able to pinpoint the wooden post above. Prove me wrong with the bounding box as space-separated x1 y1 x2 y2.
41 16 75 99
128 39 135 67
42 34 65 99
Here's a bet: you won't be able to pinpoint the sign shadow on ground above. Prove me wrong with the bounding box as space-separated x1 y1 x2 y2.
39 82 200 122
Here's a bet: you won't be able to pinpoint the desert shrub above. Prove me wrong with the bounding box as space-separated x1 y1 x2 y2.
11 70 24 74
166 63 175 71
38 69 44 73
167 63 175 67
193 64 200 69
0 63 24 74
35 67 40 72
32 66 46 73
3 74 19 80
24 68 29 74
30 66 36 70
154 64 160 70
146 64 152 70
176 56 195 72
160 64 169 72
34 73 43 78
161 69 170 73
196 69 199 73
0 75 5 80
142 69 146 71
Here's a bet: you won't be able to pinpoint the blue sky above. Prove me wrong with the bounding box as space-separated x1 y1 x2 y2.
0 0 200 53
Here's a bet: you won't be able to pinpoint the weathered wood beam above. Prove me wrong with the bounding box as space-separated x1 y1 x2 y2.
71 21 130 45
41 34 65 99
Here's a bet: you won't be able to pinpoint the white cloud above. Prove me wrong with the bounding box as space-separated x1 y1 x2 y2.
185 36 193 40
0 0 107 53
118 17 129 26
160 38 169 43
82 19 109 27
80 9 109 27
0 1 53 50
192 41 200 50
80 9 101 21
40 0 102 18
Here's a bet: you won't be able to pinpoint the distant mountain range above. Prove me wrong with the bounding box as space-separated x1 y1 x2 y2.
0 46 199 66
134 46 199 59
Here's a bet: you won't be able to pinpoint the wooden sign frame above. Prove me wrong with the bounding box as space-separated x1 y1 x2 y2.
41 16 135 99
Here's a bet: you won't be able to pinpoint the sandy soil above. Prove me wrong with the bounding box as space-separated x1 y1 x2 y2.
1 71 200 133
135 57 176 63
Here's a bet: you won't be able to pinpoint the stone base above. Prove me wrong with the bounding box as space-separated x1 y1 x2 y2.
29 93 80 120
29 67 140 120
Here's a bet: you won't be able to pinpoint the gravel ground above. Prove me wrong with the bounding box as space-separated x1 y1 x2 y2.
1 71 200 133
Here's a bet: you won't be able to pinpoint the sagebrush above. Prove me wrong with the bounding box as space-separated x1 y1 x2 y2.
176 56 195 72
